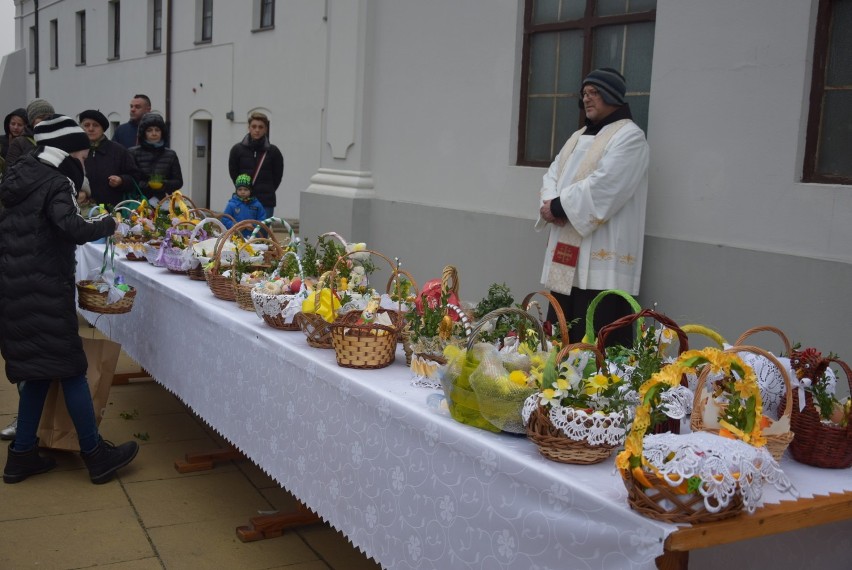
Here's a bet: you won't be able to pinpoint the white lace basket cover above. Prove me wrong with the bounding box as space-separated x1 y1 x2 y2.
641 431 797 514
251 288 303 325
521 395 628 447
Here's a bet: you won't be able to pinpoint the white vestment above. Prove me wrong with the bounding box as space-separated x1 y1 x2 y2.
536 121 649 295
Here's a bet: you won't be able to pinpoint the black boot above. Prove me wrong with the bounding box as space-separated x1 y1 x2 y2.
81 438 139 484
4 441 57 484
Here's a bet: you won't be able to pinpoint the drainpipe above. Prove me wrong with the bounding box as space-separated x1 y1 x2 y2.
165 0 172 121
34 0 40 97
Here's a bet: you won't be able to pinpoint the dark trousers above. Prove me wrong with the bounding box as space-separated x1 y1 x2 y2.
547 289 634 348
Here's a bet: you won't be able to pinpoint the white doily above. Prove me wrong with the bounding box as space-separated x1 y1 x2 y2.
659 385 694 419
641 431 797 513
251 289 300 323
735 350 794 420
521 395 627 446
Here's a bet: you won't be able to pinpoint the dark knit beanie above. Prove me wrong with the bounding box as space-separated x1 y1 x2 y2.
78 109 109 131
583 68 627 106
26 98 55 125
34 114 90 153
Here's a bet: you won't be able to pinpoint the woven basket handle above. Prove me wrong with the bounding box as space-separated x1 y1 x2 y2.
583 289 642 344
466 307 546 352
251 217 294 246
681 324 727 348
211 219 273 273
734 326 792 355
190 217 227 243
271 250 305 282
596 309 689 357
727 345 794 420
556 342 605 371
826 357 852 395
319 231 348 248
441 265 460 297
521 290 569 345
328 249 403 318
386 269 419 298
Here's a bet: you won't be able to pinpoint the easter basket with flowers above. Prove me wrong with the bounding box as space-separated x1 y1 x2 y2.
251 249 308 331
328 250 404 369
781 346 851 468
440 307 549 434
205 219 273 302
233 237 286 311
522 342 630 464
618 347 797 524
112 199 153 261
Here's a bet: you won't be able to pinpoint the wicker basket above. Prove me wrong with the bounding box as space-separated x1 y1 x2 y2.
77 280 137 315
251 250 305 331
691 345 794 461
296 310 336 348
445 307 545 433
328 250 403 369
233 237 284 312
622 467 744 524
783 357 852 469
403 266 460 366
186 214 229 281
598 309 689 435
524 342 621 463
160 221 200 274
206 219 273 302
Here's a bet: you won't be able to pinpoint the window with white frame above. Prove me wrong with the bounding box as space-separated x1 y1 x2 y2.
150 0 163 52
49 19 58 69
197 0 213 43
803 0 852 185
518 0 656 166
109 1 120 59
76 11 86 65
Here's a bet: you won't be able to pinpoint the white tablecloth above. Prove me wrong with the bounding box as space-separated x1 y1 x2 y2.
76 244 851 570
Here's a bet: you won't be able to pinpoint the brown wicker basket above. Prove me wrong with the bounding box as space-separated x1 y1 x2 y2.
233 237 284 312
691 345 794 461
205 219 273 302
525 342 620 463
77 280 137 315
783 357 852 469
598 309 689 435
251 250 305 331
296 310 336 348
404 266 459 366
622 468 744 524
186 213 231 281
328 250 403 369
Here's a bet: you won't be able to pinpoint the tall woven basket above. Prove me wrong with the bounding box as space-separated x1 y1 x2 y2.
328 250 403 369
785 357 852 469
691 345 794 461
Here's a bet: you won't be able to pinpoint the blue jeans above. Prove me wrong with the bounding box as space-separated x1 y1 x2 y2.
13 375 100 454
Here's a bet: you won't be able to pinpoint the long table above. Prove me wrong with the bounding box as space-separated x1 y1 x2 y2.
76 243 851 570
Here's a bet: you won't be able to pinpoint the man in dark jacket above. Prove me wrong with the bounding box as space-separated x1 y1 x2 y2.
80 109 141 206
112 94 151 149
0 115 139 485
228 112 284 217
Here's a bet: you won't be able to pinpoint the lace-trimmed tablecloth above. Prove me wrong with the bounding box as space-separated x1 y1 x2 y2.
76 244 852 570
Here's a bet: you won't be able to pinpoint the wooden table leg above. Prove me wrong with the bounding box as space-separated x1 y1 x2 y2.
174 447 244 473
656 550 689 570
236 502 321 542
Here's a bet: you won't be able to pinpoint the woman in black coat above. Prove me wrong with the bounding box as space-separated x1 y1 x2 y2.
79 109 141 206
129 113 183 202
0 115 138 485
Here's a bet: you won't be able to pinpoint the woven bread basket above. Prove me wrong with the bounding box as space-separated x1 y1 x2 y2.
233 237 284 312
328 250 403 369
206 219 273 302
77 280 136 315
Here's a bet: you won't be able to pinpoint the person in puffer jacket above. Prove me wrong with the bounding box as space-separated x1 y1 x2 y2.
128 113 182 202
227 112 284 217
0 115 139 485
222 174 267 237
